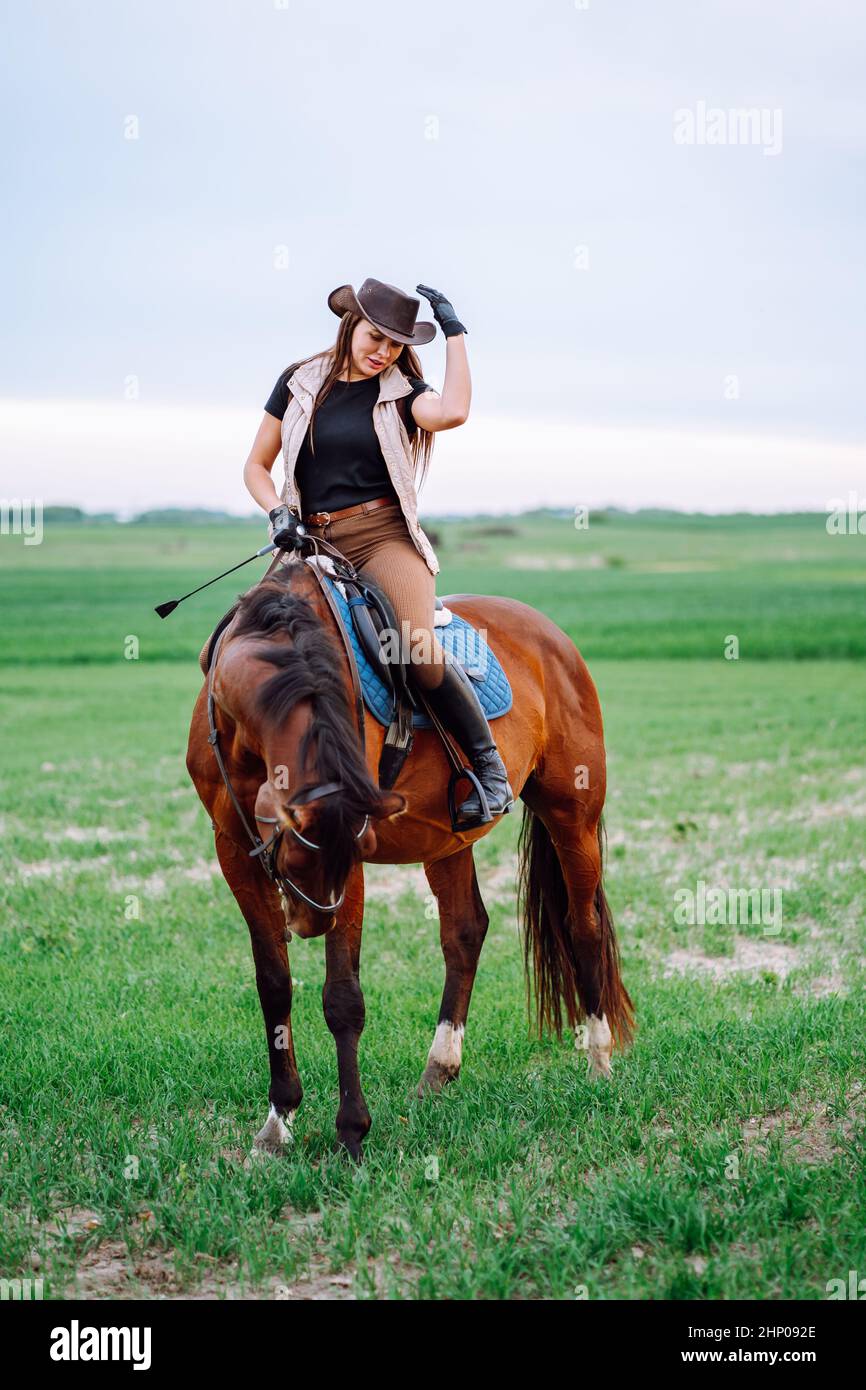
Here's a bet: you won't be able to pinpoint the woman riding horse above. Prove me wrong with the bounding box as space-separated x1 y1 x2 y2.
242 277 513 825
186 278 633 1157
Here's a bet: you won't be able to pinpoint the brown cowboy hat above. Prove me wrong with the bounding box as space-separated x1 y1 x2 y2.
327 277 436 346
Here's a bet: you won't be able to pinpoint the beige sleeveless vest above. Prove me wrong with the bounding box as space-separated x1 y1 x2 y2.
279 353 440 577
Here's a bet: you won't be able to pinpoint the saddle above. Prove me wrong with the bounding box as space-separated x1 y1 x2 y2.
310 553 513 825
322 568 512 726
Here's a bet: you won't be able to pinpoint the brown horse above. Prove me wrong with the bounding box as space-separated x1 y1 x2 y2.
185 552 633 1158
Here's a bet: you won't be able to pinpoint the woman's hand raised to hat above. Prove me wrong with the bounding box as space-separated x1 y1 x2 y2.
416 284 468 338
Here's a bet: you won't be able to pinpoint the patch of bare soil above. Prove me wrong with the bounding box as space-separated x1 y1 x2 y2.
662 933 852 997
804 972 848 999
28 1205 417 1300
741 1083 865 1166
508 553 604 571
70 1244 365 1301
662 937 800 982
362 863 429 901
39 1208 105 1239
483 859 519 900
69 1245 420 1301
362 856 518 908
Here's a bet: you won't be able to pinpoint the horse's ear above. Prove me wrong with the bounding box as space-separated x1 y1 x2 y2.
375 790 407 820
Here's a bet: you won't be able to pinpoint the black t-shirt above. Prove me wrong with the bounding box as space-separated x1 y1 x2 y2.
264 367 434 515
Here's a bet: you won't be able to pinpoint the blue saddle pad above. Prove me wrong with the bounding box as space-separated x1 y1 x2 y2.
323 576 513 729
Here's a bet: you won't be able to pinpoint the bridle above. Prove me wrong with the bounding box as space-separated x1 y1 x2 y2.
205 624 369 917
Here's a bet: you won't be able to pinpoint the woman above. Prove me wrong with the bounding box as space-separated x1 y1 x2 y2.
242 277 513 823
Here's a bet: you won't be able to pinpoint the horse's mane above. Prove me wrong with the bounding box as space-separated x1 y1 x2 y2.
231 564 382 891
233 566 346 731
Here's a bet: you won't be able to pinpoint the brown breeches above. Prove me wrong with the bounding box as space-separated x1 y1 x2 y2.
303 500 446 691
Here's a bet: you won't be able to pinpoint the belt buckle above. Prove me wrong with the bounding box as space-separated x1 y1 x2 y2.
308 511 330 527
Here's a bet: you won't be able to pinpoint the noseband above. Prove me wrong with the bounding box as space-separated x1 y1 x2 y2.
206 627 367 916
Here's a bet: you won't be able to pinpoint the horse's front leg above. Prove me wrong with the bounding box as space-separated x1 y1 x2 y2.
322 864 370 1160
417 847 489 1095
214 829 302 1154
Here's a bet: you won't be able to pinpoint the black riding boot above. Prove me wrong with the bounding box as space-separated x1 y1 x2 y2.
421 655 515 824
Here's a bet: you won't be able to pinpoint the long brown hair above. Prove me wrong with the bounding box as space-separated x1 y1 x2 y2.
283 312 435 491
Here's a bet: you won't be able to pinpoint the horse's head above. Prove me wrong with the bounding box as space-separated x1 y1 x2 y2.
253 776 406 939
227 565 408 939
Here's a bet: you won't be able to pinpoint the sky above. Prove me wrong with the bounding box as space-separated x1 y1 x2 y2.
2 0 864 516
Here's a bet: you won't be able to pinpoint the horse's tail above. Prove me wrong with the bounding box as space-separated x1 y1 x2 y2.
516 808 635 1049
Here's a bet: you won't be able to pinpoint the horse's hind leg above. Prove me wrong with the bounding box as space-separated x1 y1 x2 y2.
214 829 302 1153
417 847 489 1095
553 822 616 1076
520 780 633 1077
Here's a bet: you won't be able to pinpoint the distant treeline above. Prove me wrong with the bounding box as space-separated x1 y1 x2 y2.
40 505 828 526
41 506 256 525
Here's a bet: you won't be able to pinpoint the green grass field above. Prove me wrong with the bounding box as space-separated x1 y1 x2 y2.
1 511 864 1299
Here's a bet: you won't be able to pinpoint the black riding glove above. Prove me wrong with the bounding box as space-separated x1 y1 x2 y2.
268 505 303 550
416 283 468 338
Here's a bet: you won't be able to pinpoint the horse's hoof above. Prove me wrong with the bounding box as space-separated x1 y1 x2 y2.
340 1137 364 1163
417 1022 464 1096
251 1105 293 1156
586 1013 613 1080
587 1052 612 1080
416 1061 457 1097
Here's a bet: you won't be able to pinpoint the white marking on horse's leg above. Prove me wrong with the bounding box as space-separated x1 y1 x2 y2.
428 1020 464 1075
252 1103 294 1156
587 1012 613 1079
417 1021 465 1095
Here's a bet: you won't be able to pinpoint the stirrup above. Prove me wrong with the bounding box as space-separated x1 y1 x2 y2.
447 765 514 832
447 764 495 831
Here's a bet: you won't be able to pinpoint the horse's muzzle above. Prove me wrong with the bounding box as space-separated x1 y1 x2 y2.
286 909 339 941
